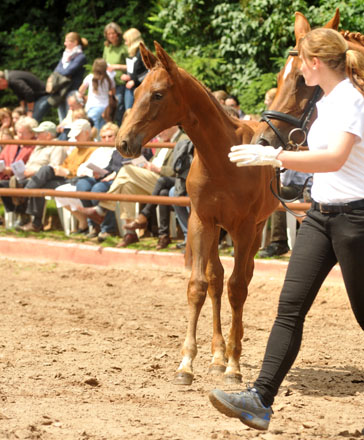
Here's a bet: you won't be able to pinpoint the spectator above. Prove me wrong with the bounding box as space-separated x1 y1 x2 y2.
79 58 115 134
1 121 68 227
0 117 37 225
11 106 25 126
124 139 193 250
258 170 312 257
103 22 127 125
0 108 15 138
0 70 50 122
54 122 118 234
264 87 277 108
17 119 95 232
212 90 228 105
56 91 85 140
53 32 88 122
78 126 187 247
121 28 148 110
224 94 245 119
0 116 37 181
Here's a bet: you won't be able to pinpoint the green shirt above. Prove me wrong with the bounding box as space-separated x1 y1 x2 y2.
103 44 127 85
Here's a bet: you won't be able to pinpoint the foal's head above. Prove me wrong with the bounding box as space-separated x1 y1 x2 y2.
116 42 186 158
252 9 340 149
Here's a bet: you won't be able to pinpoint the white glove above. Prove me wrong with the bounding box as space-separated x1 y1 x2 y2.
228 144 283 167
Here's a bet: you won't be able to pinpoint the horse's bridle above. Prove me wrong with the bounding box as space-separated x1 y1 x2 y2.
256 50 323 216
258 85 322 151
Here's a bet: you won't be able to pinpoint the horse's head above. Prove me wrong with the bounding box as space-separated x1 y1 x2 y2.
116 42 186 158
252 9 340 149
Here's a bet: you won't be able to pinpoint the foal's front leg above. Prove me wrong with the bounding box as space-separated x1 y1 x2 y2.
174 211 216 385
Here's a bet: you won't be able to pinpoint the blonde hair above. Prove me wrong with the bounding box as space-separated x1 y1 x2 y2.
72 108 87 121
91 58 112 94
123 28 144 57
100 122 119 137
104 22 122 47
65 32 88 49
15 116 38 133
300 28 364 96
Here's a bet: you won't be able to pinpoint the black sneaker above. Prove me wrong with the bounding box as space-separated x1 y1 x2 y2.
258 241 289 258
209 387 272 430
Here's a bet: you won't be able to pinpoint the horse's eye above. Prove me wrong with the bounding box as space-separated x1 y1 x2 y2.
153 92 163 101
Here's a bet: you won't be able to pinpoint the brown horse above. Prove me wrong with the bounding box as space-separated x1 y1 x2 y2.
116 43 278 385
253 9 364 149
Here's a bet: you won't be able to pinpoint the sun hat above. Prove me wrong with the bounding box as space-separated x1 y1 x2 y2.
68 118 91 138
32 121 57 137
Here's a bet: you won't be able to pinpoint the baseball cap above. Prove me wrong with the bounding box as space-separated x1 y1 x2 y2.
32 121 57 137
68 118 91 139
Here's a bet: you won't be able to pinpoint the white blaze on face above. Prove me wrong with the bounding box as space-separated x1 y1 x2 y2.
283 58 294 80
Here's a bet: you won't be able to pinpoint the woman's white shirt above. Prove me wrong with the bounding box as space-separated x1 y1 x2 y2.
308 78 364 203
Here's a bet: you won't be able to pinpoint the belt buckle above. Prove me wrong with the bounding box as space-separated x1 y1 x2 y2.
318 203 330 214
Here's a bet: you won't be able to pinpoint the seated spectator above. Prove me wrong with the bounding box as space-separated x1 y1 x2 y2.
0 107 15 138
54 122 118 234
224 94 245 120
0 116 37 182
78 125 187 247
57 91 85 140
0 127 13 153
15 119 95 232
258 170 312 258
0 121 68 227
11 106 26 126
169 185 189 249
79 58 115 134
0 70 50 122
125 139 193 250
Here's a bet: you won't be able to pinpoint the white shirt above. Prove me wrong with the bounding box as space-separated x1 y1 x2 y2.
77 147 115 177
308 78 364 203
83 73 115 111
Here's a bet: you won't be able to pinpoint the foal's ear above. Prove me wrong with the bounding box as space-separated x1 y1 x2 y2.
294 12 311 43
140 42 158 70
324 8 340 30
154 41 178 74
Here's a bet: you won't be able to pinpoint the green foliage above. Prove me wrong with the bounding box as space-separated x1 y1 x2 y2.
0 0 364 113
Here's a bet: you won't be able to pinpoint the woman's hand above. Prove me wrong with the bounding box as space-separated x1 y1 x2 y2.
228 145 283 167
121 73 131 82
54 166 70 177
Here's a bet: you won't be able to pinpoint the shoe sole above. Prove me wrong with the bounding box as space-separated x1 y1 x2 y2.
208 391 268 431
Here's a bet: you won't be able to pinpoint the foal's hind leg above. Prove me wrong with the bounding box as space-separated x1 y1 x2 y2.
174 211 216 385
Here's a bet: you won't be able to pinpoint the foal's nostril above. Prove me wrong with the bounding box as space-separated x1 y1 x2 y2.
117 140 128 156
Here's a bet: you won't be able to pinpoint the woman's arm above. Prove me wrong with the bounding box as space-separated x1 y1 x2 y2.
278 131 359 173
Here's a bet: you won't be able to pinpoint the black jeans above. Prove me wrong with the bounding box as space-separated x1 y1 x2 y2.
254 205 364 406
140 176 175 237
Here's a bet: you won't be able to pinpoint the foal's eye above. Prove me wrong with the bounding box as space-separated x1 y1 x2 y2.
153 92 163 101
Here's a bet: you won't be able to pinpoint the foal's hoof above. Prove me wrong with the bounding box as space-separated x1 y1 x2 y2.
173 371 194 385
208 364 226 375
223 373 242 384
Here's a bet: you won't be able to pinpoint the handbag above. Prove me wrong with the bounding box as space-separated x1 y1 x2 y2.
46 72 72 107
102 92 117 122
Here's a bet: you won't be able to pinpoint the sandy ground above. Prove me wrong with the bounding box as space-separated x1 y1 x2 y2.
0 256 362 440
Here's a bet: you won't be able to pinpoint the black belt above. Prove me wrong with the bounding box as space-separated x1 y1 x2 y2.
312 199 364 214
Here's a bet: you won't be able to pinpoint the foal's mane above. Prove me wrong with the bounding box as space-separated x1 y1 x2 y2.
150 59 239 125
